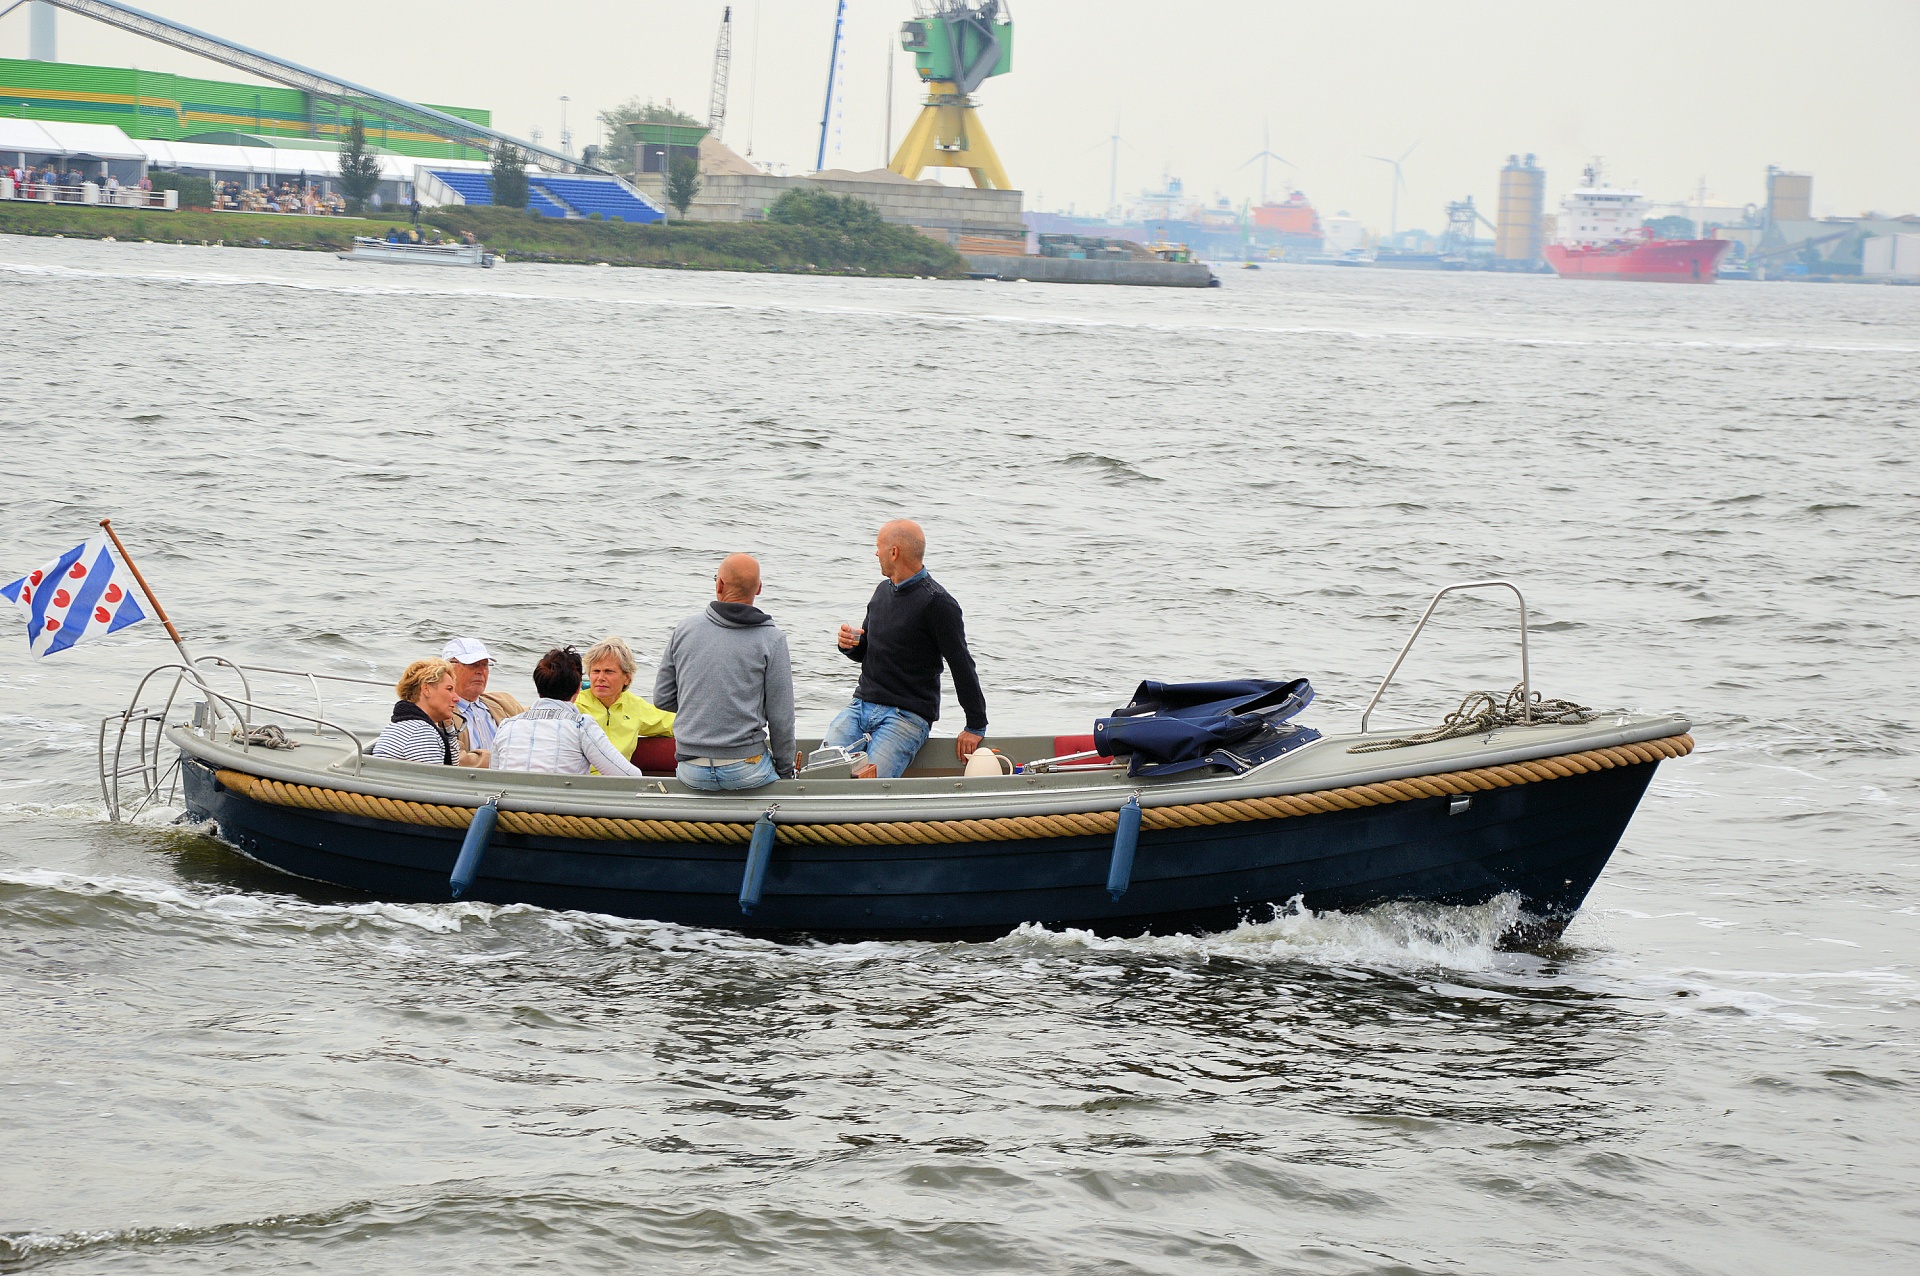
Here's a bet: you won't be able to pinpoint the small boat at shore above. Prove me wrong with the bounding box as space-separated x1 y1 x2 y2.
102 581 1690 944
339 237 495 268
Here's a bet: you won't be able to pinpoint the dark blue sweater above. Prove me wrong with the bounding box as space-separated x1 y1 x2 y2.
842 573 988 732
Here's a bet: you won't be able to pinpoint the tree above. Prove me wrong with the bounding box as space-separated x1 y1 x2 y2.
337 117 382 216
667 153 701 216
767 187 885 234
145 171 213 209
490 143 529 211
596 98 702 176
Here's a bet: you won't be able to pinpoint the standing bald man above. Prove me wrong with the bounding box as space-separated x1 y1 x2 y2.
824 520 988 779
654 553 797 791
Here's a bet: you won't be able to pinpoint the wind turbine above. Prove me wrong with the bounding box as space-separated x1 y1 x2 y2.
1109 128 1120 217
1239 121 1293 205
1092 117 1131 220
1368 143 1417 238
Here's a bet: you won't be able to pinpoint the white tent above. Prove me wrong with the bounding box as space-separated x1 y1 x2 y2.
0 119 145 162
137 139 490 183
0 118 494 185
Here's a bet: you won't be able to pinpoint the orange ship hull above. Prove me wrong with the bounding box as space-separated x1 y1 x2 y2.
1545 237 1731 283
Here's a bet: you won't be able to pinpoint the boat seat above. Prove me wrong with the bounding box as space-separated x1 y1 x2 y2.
630 736 678 775
1051 734 1116 766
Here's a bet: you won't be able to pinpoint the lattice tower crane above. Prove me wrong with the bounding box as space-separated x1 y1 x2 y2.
708 6 732 140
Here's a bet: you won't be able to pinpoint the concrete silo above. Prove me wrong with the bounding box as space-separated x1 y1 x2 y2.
1766 167 1812 223
1496 153 1545 267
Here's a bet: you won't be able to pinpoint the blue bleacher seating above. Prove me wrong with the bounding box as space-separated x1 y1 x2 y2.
428 170 494 205
428 169 659 223
532 176 662 224
527 189 568 219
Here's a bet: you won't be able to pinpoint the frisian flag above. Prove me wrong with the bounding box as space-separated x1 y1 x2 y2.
0 534 148 657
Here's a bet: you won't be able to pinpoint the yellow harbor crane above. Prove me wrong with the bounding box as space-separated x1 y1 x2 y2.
888 0 1014 190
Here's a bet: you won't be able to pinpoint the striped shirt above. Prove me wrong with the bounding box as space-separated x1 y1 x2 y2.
371 718 458 765
456 697 500 752
490 699 644 777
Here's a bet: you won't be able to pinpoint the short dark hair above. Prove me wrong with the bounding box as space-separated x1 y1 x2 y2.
532 647 583 701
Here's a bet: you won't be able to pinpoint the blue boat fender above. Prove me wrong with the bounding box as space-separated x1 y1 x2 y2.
1107 794 1142 902
740 807 779 916
450 795 502 899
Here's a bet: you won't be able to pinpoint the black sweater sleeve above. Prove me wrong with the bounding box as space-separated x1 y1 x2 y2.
929 593 988 734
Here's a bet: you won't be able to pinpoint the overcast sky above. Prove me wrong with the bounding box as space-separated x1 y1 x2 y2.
8 1 1918 227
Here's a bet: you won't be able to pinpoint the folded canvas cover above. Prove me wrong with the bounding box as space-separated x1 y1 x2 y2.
1094 679 1319 777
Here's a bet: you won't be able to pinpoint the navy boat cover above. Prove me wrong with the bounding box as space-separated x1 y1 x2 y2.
1093 678 1320 777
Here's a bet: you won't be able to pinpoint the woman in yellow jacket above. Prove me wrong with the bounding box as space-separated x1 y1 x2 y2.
575 635 675 762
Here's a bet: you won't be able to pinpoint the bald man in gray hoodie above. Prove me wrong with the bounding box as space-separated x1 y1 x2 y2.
653 553 797 792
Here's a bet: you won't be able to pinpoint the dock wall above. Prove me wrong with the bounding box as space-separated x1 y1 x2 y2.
964 254 1217 288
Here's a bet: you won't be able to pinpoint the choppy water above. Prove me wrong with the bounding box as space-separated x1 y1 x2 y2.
3 237 1917 1273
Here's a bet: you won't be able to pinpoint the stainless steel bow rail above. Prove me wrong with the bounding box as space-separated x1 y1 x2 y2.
99 656 381 823
1359 580 1531 733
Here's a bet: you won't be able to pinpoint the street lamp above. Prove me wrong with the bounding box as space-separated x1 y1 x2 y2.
560 96 572 160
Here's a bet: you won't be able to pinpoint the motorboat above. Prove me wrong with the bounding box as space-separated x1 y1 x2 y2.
101 582 1691 944
339 237 495 268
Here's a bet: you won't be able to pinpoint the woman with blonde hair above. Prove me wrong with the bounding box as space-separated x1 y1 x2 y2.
371 658 487 766
574 635 675 763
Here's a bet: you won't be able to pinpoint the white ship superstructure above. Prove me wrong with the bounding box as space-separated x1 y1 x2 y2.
1558 165 1649 247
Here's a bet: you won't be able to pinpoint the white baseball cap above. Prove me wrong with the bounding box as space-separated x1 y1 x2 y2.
442 637 492 664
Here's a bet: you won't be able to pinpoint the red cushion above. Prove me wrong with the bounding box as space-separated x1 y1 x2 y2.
1052 734 1114 764
630 736 678 772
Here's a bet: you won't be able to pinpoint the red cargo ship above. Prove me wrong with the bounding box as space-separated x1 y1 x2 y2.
1546 166 1731 283
1546 237 1731 283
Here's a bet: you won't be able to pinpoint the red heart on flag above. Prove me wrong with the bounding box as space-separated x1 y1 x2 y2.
95 606 111 624
45 617 59 631
52 588 70 608
68 562 87 579
104 584 124 603
29 570 42 586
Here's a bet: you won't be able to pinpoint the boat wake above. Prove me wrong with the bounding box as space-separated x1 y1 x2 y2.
993 894 1526 974
0 859 1528 976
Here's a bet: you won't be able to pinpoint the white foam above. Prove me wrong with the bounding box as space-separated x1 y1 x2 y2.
989 894 1525 975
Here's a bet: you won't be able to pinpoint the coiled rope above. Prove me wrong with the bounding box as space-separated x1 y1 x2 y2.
212 731 1691 848
1349 684 1598 753
232 724 297 750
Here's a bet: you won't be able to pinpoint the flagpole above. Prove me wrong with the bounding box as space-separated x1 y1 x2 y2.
97 518 196 672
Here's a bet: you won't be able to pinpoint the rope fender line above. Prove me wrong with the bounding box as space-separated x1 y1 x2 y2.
211 733 1692 849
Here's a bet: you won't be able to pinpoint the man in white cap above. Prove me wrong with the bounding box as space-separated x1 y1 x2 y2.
443 636 525 763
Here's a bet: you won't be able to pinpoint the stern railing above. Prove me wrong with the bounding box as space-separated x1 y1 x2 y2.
100 656 385 822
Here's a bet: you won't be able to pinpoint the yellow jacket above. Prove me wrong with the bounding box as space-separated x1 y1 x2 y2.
574 687 675 761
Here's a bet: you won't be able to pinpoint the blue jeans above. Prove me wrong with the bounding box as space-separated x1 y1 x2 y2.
677 753 779 792
822 699 932 779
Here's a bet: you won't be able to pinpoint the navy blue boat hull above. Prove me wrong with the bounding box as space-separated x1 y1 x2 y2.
182 757 1660 942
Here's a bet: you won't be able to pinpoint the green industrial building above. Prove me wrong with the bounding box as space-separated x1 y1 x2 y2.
0 56 490 159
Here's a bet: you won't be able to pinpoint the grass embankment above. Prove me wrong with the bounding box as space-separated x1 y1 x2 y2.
0 200 388 250
422 206 964 277
0 200 968 278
